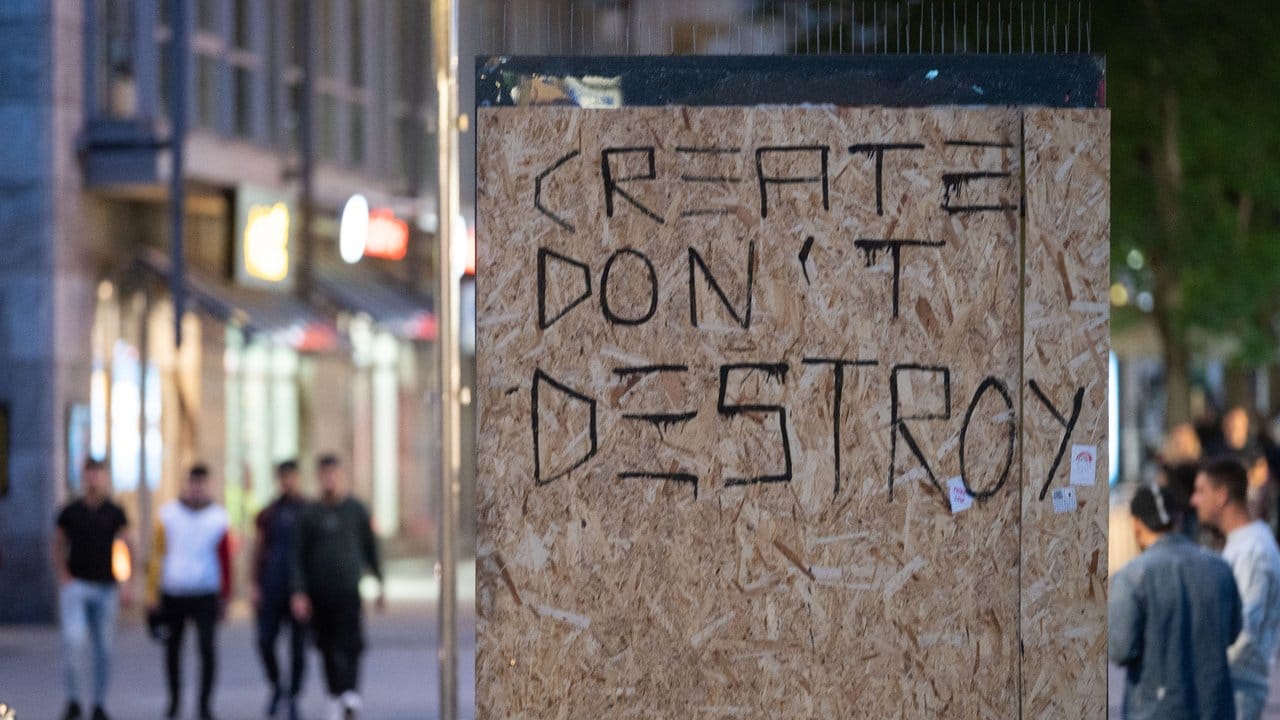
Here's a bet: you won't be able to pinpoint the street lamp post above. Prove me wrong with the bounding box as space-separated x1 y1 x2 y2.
431 1 461 719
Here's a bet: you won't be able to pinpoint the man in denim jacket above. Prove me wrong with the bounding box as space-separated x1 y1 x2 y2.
1110 484 1242 720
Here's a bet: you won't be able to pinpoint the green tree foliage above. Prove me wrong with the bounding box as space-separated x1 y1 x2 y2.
1100 1 1280 421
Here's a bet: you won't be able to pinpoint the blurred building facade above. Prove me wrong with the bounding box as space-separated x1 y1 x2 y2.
0 1 447 622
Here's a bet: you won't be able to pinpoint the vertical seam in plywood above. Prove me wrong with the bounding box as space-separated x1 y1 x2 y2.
1016 108 1028 720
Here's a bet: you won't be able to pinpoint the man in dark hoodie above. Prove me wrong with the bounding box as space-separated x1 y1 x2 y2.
291 455 384 720
252 459 307 719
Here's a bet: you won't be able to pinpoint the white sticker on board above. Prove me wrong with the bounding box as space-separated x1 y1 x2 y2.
1052 487 1078 513
947 476 974 514
1069 444 1098 486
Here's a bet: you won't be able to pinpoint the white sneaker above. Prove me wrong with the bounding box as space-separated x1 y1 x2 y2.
340 691 363 718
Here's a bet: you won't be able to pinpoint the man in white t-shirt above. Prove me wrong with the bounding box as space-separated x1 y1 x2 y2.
1193 456 1280 720
146 464 230 720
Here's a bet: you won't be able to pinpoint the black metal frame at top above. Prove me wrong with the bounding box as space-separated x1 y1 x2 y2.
476 54 1105 109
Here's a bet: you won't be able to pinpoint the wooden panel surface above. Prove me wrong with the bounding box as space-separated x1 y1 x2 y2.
476 106 1039 719
1019 109 1111 720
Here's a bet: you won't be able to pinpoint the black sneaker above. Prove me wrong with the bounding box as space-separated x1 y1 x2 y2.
91 707 110 720
61 702 82 720
266 687 283 717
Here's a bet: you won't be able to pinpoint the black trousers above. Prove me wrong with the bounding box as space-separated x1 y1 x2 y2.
309 589 364 696
162 593 218 715
256 594 307 696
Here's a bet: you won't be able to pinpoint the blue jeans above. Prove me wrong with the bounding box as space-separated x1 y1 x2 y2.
1236 688 1267 720
60 579 119 706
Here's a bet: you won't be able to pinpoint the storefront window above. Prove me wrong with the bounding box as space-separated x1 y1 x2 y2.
109 341 161 492
372 332 400 537
228 339 300 514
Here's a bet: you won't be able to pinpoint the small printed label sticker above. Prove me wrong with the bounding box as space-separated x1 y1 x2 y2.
1052 487 1078 513
947 476 974 514
1069 444 1098 486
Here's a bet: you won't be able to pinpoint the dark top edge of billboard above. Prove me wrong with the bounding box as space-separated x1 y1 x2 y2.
476 54 1105 109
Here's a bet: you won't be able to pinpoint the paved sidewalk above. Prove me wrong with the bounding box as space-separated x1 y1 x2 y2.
0 558 475 720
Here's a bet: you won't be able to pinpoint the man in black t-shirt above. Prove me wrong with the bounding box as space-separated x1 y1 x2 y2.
54 458 131 720
291 455 384 720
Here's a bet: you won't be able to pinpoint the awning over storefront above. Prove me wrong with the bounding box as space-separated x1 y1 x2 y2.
314 264 437 342
128 247 341 351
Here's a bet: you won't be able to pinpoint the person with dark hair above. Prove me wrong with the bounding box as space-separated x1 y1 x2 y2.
1191 457 1280 720
252 459 307 719
1110 484 1241 720
146 464 231 720
54 458 131 720
291 455 384 720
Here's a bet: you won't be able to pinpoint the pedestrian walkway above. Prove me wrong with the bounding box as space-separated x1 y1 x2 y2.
0 558 475 720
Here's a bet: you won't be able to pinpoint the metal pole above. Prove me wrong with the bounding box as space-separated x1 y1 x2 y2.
298 0 315 300
406 0 426 291
169 0 187 347
137 289 152 570
430 0 461 719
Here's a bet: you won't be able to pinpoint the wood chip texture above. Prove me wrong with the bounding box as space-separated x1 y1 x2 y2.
475 106 1109 719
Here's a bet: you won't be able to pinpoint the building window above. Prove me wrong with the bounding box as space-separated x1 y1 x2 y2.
319 0 336 77
320 94 339 161
96 0 137 118
232 0 252 51
197 0 220 33
196 55 219 129
349 101 365 167
233 67 253 137
349 0 364 88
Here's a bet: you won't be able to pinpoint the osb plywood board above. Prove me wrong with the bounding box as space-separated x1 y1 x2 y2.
1020 109 1110 720
476 106 1035 719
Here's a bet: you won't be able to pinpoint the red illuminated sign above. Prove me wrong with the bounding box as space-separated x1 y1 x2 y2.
365 208 409 261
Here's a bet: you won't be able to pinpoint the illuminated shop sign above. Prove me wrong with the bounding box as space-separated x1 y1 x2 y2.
365 209 409 260
236 187 295 288
340 194 409 263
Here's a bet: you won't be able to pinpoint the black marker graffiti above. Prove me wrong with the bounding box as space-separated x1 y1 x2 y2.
1028 380 1085 501
613 366 697 432
798 236 815 284
534 150 580 232
803 358 879 497
676 146 744 183
613 365 690 376
688 242 756 329
602 147 665 223
940 171 1019 215
718 363 792 486
888 364 951 504
618 471 699 499
531 369 598 485
847 143 925 216
755 145 830 219
944 139 1015 148
537 247 593 330
600 248 659 326
678 146 742 218
615 365 699 493
958 376 1016 499
853 239 946 319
